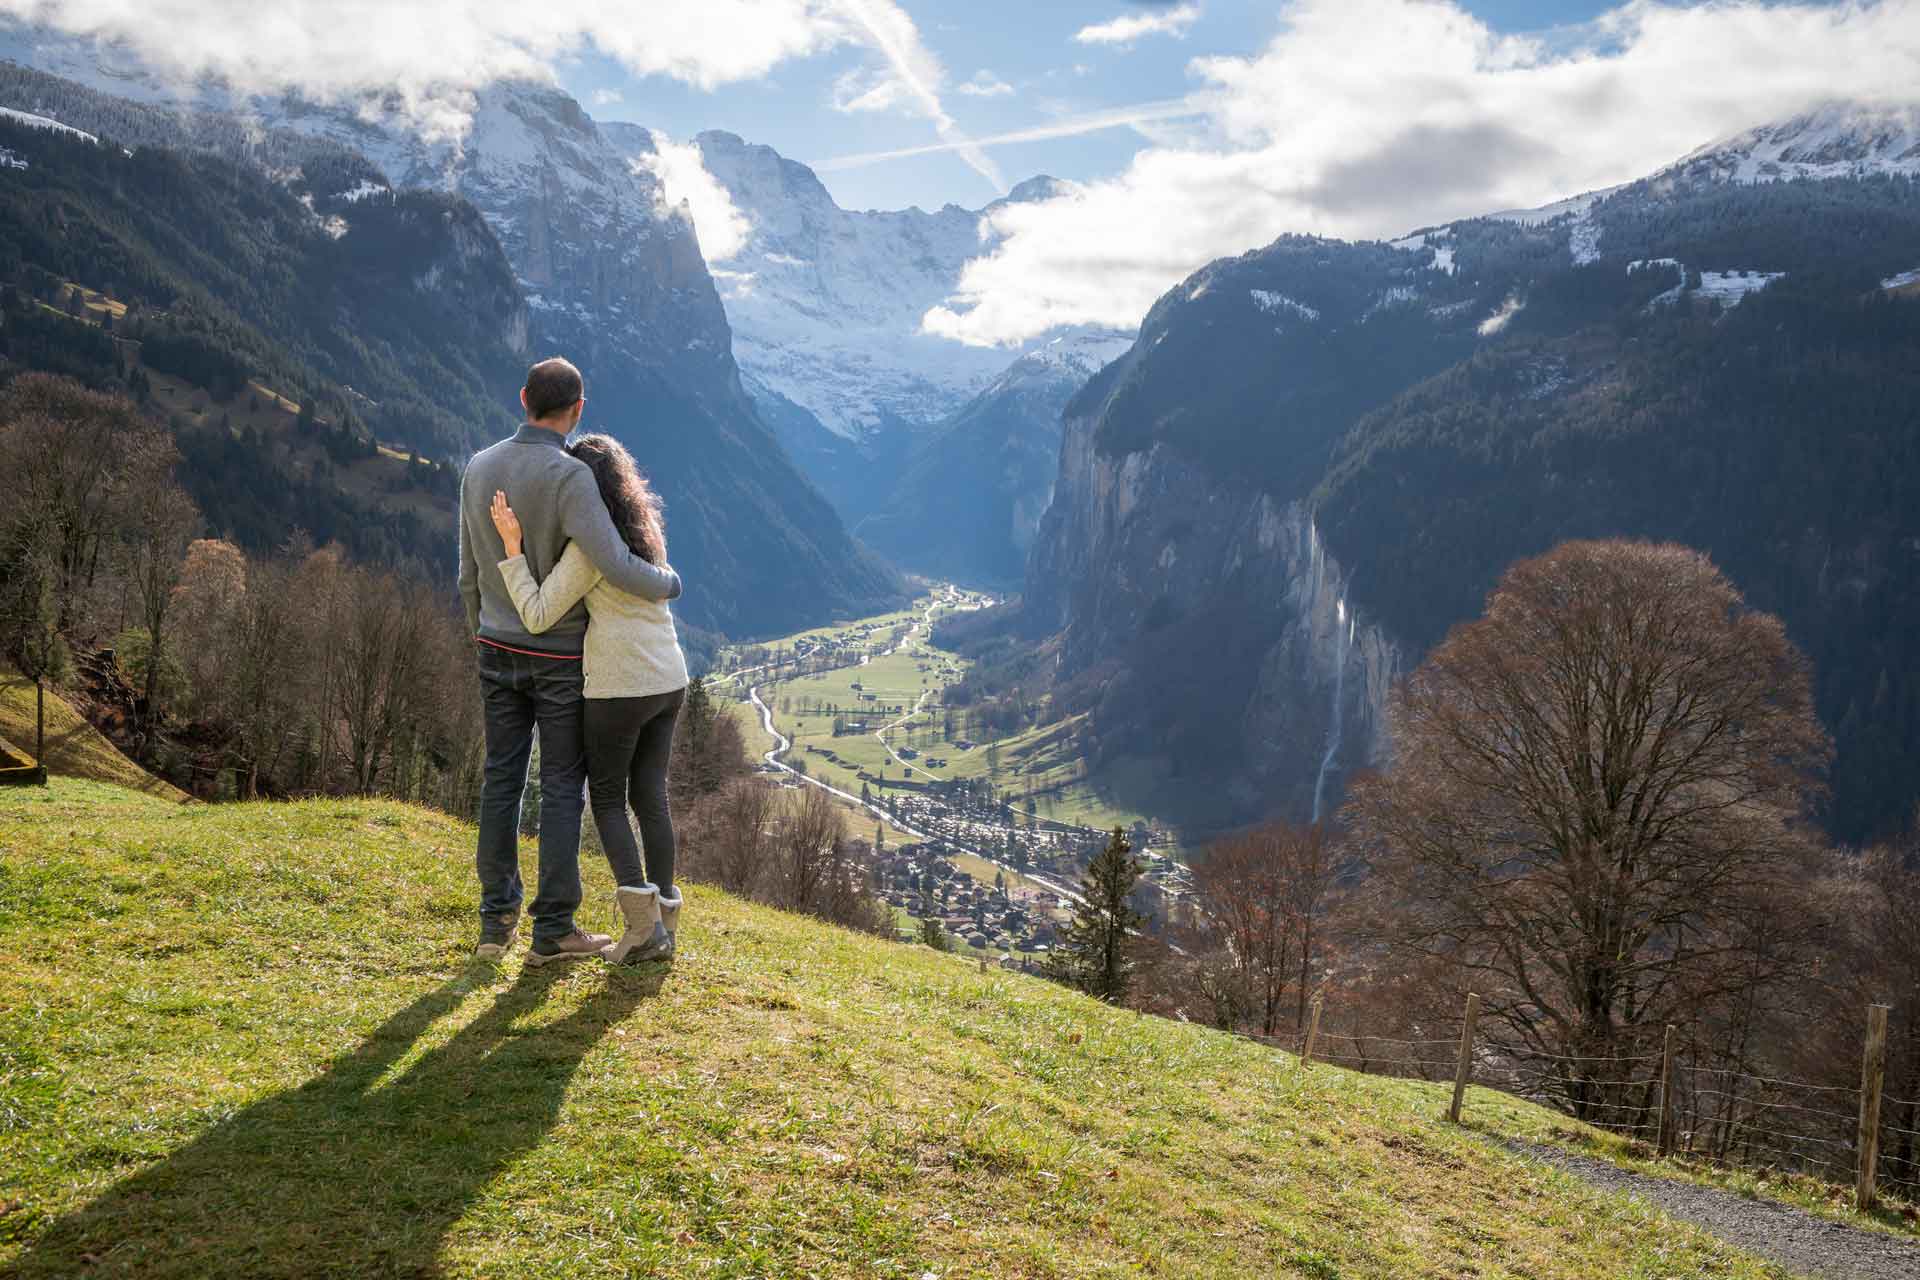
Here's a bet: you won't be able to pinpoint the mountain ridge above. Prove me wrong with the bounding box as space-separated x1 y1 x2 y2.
1013 99 1920 842
0 38 904 637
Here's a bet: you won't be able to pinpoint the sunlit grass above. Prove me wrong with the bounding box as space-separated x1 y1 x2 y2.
0 670 188 803
0 778 1802 1278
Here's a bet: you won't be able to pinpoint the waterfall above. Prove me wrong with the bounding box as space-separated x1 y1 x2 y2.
1312 595 1351 824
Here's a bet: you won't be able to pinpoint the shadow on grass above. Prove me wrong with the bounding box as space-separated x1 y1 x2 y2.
10 959 660 1277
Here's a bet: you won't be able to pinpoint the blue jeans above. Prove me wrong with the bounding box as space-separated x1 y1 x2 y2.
475 643 587 943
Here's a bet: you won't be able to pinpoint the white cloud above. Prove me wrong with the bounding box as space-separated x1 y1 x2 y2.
831 65 912 113
632 136 753 262
1073 3 1201 47
0 0 1007 200
958 70 1015 98
0 0 855 139
832 0 1005 192
818 97 1208 171
590 87 624 107
926 0 1920 346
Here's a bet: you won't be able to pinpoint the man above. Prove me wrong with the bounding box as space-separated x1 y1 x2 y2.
458 357 682 964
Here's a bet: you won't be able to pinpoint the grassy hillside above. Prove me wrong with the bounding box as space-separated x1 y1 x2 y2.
0 671 186 803
0 780 1794 1278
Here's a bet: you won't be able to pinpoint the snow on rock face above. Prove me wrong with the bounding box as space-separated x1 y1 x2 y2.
0 28 728 393
692 130 1093 439
256 88 732 391
1664 101 1920 185
986 330 1136 395
1487 186 1620 266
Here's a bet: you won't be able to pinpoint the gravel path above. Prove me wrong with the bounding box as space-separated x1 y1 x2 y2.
1505 1140 1920 1279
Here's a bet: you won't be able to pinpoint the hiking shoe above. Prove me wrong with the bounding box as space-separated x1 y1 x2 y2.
474 908 521 960
607 885 672 966
525 928 613 967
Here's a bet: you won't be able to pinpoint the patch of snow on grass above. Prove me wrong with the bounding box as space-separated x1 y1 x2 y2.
1250 289 1319 322
1881 267 1920 291
1697 270 1784 305
1365 285 1420 318
0 106 97 144
1390 227 1456 274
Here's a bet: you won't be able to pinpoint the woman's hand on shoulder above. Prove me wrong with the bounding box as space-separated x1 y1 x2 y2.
490 490 523 558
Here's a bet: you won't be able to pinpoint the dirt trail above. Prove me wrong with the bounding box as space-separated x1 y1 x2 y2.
1505 1140 1920 1279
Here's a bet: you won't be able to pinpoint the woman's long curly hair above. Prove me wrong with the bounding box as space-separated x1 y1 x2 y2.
567 433 666 565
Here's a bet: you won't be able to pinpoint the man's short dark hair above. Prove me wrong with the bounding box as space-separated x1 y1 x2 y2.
525 357 583 420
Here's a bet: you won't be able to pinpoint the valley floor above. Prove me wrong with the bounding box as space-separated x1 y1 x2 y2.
0 779 1817 1278
711 589 1190 951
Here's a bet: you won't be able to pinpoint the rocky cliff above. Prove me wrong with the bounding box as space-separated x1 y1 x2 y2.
1025 110 1920 840
1030 373 1400 831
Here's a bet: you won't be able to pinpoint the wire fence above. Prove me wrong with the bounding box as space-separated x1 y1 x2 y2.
1289 996 1914 1209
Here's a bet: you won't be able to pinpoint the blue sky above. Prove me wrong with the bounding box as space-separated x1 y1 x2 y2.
566 1 1628 212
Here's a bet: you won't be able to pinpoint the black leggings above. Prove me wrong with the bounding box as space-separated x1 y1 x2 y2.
583 686 684 895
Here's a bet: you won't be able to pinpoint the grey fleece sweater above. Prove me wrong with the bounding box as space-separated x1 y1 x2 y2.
458 424 682 655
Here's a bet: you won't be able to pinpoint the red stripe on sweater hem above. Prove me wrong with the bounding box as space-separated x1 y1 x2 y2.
475 637 582 660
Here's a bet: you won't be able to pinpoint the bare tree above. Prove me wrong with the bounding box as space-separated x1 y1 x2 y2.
1350 540 1830 1114
695 776 778 896
114 437 199 731
1193 827 1295 1037
0 503 64 770
171 538 249 721
1190 821 1337 1037
0 375 162 636
779 783 846 913
331 571 445 795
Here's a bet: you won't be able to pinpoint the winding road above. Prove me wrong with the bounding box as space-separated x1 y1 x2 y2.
744 589 1087 908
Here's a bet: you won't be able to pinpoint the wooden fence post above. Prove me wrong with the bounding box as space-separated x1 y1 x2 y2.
1449 992 1480 1124
1658 1025 1678 1156
1858 1003 1890 1210
1302 992 1324 1067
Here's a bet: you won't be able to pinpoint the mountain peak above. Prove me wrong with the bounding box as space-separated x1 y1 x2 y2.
1003 175 1064 205
1666 99 1920 185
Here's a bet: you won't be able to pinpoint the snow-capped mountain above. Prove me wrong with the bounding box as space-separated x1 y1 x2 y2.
693 130 1075 439
0 28 902 636
254 86 731 397
1662 101 1920 186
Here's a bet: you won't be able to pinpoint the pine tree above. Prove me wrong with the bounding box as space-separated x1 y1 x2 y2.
1049 827 1144 1004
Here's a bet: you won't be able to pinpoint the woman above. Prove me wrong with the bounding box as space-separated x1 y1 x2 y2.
489 433 688 965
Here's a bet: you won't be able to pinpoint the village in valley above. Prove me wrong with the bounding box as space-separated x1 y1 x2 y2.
710 586 1189 963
